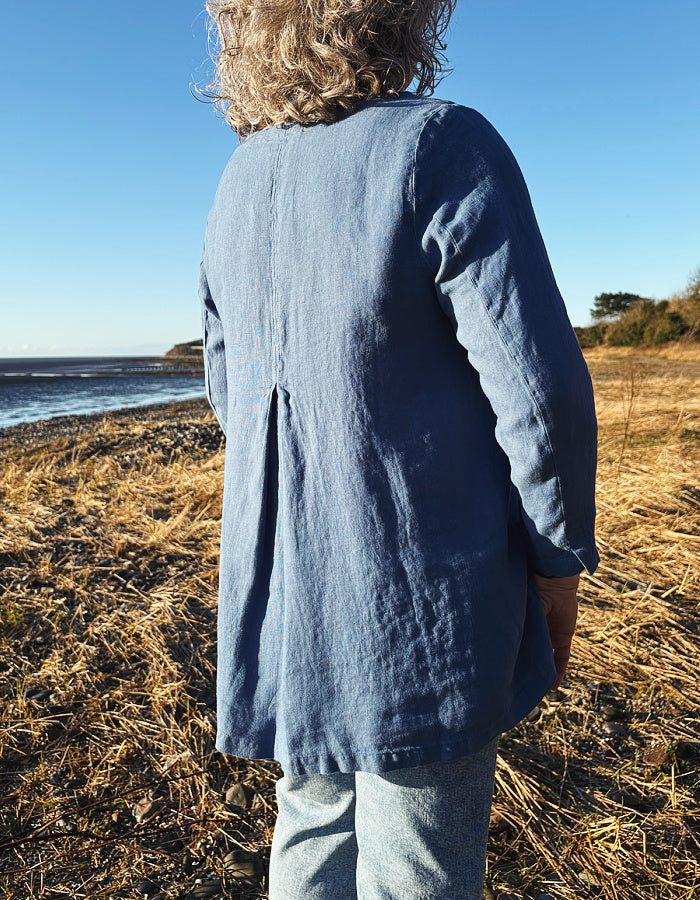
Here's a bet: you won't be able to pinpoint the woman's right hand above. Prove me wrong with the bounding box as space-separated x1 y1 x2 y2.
534 573 580 691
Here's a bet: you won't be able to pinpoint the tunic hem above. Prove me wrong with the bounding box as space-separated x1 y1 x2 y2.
214 665 555 776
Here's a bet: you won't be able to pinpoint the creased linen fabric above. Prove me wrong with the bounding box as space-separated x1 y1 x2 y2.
200 92 599 776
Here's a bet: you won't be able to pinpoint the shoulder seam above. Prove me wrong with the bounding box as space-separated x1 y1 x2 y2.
411 101 455 274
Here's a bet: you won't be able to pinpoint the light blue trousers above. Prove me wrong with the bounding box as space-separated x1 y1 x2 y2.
268 736 499 899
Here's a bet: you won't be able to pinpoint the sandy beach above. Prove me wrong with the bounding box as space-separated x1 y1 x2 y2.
1 355 699 899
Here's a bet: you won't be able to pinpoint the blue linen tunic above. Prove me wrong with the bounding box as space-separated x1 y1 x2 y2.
199 92 599 776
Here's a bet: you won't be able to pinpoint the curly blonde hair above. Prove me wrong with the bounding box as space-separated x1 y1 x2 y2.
205 0 456 138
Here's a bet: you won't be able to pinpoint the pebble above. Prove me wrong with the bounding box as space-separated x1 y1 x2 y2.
481 887 497 900
131 798 162 823
223 849 259 879
189 879 223 898
536 894 554 900
577 869 602 889
613 789 649 812
675 740 700 761
135 879 160 897
600 702 628 721
43 720 65 742
224 782 255 810
23 687 52 702
162 749 192 773
642 743 672 767
549 689 566 702
602 722 627 737
525 706 541 723
488 810 509 835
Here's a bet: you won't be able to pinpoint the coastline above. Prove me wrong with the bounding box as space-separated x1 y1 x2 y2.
0 397 214 452
0 353 206 433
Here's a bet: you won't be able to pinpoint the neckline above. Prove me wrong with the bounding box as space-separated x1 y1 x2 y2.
245 91 418 139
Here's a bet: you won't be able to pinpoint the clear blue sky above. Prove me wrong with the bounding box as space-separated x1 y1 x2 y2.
1 0 699 356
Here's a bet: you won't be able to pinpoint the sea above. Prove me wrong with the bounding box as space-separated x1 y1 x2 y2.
0 357 206 430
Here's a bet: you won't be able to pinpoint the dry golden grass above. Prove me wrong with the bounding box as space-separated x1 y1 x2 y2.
486 351 700 898
0 357 699 899
583 342 700 363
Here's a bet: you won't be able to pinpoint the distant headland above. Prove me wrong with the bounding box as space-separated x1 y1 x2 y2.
165 340 204 361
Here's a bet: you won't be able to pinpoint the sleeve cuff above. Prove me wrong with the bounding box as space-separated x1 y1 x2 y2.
532 544 599 578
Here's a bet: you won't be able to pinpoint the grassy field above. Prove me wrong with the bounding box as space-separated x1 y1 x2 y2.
1 350 699 899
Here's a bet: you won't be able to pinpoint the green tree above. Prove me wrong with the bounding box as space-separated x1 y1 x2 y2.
590 292 645 320
574 324 606 348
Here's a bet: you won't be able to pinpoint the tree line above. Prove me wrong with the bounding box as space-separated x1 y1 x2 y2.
574 267 700 348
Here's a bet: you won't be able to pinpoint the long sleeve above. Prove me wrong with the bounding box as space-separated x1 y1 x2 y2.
199 254 228 436
414 104 599 576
